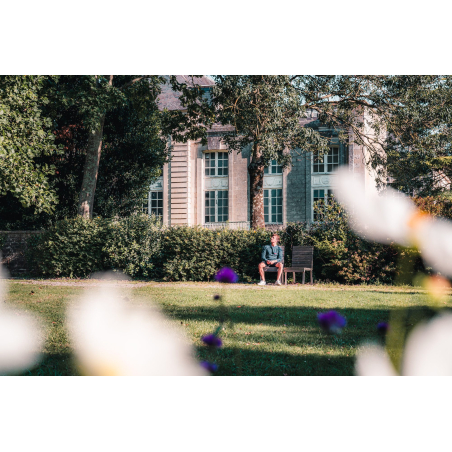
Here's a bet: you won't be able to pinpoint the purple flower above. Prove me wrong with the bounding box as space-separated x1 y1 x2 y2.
201 334 223 348
215 267 239 284
317 310 347 334
377 322 389 334
200 361 218 373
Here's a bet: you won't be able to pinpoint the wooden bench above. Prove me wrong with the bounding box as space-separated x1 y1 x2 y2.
284 246 313 285
263 245 285 284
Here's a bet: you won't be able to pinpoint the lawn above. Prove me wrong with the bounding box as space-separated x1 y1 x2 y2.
5 280 449 376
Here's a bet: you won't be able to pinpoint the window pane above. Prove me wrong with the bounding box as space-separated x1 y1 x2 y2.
313 154 324 173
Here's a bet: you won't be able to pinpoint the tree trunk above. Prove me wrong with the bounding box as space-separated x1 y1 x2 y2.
248 145 265 229
78 115 105 218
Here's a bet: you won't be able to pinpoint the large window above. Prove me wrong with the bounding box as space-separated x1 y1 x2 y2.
205 152 228 177
312 189 333 221
205 190 228 223
313 147 339 173
264 189 283 224
264 159 282 174
149 191 163 217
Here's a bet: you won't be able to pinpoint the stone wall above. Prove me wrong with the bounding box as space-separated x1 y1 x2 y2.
0 231 43 275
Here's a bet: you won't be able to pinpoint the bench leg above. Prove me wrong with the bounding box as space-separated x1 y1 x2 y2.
310 270 313 285
285 272 287 286
302 270 305 285
293 272 295 284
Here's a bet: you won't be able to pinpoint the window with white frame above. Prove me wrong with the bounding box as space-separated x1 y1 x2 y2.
149 191 163 217
312 188 333 221
264 189 283 224
313 147 339 173
205 190 228 223
205 152 229 177
264 159 283 174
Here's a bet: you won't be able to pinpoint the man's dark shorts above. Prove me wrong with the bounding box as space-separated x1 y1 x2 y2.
261 261 280 267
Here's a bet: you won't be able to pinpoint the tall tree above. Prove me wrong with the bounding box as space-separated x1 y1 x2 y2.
0 75 61 212
291 75 452 194
45 75 167 218
0 75 169 229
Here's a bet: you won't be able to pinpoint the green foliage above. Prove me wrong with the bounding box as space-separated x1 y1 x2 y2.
104 214 163 277
158 227 272 282
27 217 112 277
27 201 427 284
0 75 61 212
412 195 452 220
282 199 424 284
0 75 169 229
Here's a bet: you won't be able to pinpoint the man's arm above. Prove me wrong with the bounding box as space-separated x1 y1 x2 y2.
276 246 283 263
261 246 268 262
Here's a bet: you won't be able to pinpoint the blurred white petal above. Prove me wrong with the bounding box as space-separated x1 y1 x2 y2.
416 218 452 278
333 167 417 246
0 257 8 308
402 313 452 376
68 286 207 376
355 343 397 376
0 311 43 375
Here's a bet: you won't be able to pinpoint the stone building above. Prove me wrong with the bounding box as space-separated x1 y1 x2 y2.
145 76 379 228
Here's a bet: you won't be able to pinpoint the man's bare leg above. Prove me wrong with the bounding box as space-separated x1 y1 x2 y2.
276 262 283 282
258 262 266 281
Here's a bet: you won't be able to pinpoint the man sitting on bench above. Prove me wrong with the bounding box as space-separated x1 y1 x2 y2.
258 234 283 286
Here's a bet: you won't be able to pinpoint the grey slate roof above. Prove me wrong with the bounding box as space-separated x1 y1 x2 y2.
157 75 215 111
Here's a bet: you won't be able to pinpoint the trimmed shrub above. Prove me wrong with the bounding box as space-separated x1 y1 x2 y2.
27 217 112 277
157 226 272 282
104 214 164 278
26 199 430 283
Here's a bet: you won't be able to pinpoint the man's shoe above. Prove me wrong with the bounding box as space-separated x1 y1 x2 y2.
257 280 266 286
275 280 281 286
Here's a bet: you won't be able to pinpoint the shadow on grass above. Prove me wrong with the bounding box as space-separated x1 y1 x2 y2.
196 346 355 376
163 305 396 330
23 352 79 376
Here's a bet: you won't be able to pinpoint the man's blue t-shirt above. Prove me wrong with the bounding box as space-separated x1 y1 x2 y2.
261 245 283 263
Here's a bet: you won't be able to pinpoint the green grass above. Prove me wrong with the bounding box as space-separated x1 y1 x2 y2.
5 281 450 376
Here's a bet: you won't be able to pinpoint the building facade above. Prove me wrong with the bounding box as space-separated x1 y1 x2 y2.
146 76 379 228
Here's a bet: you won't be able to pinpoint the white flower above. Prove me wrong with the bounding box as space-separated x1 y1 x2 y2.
333 166 452 277
0 262 43 375
355 313 452 376
67 285 207 376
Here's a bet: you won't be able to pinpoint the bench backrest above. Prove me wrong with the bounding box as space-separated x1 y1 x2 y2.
292 246 313 268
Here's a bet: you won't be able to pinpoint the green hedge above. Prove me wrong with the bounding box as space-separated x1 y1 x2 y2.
26 202 428 283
